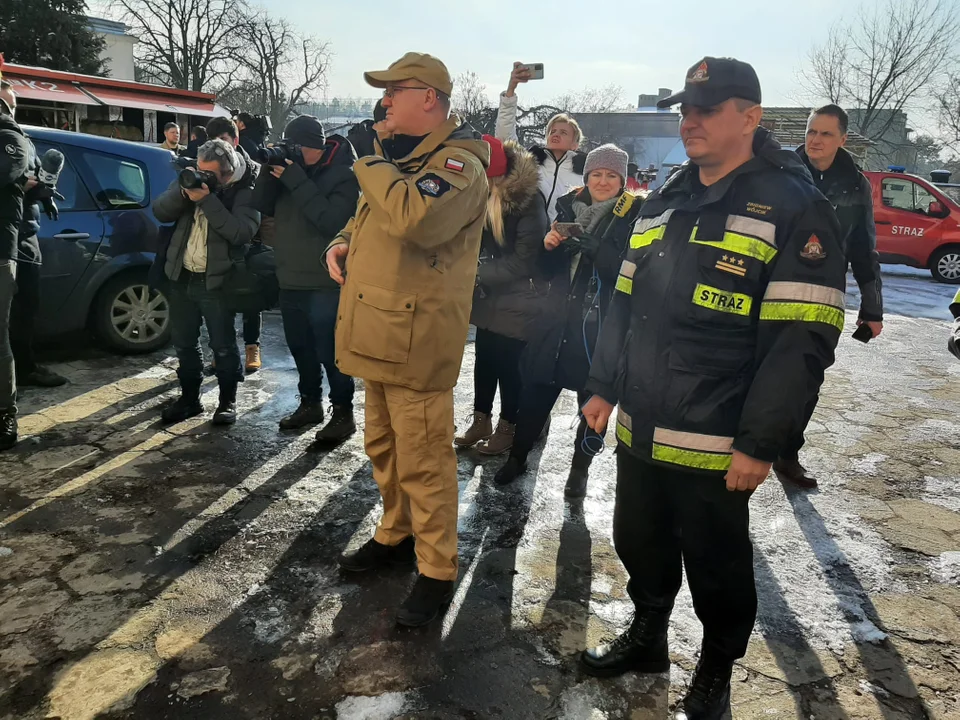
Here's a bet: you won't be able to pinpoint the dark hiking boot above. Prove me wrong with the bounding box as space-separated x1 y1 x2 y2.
396 575 456 628
454 411 493 448
580 612 670 677
18 366 68 387
773 456 818 489
493 455 527 486
0 412 17 452
339 536 416 573
674 655 734 720
161 383 203 424
279 398 324 430
315 405 356 445
564 465 589 499
212 383 238 426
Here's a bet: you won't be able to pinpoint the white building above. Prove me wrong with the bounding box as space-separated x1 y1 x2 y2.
87 17 137 81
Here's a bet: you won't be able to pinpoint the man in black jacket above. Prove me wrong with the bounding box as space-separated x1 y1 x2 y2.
0 79 30 451
253 115 360 443
578 58 846 719
236 113 267 159
778 104 885 488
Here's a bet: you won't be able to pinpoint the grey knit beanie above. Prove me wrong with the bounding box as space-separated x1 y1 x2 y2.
583 143 629 184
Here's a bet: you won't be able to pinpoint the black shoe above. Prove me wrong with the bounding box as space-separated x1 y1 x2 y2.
674 656 733 720
494 456 527 486
565 466 589 498
773 456 818 489
279 399 325 430
161 390 203 424
18 366 68 388
396 575 456 628
212 384 237 426
315 405 356 445
580 613 670 678
0 412 17 452
339 536 416 573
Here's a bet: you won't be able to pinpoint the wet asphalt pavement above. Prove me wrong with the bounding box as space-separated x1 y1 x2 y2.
2 269 960 720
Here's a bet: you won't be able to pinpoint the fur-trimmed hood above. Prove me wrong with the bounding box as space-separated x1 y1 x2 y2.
490 140 541 214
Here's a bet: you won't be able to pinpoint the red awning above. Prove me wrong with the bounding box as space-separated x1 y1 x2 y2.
4 76 101 106
82 86 219 116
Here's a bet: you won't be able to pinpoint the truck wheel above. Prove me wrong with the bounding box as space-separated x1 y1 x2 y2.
931 247 960 284
94 273 171 354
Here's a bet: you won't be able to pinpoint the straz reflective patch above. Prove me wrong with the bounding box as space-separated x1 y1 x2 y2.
693 283 752 316
716 254 747 277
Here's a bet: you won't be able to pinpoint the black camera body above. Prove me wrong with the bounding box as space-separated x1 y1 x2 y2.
178 167 219 192
256 140 302 166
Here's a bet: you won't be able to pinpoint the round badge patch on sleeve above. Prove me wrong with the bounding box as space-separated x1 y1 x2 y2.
5 144 16 155
800 234 826 261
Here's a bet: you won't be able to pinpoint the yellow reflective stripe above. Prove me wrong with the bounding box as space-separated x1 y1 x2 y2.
615 275 633 295
631 225 667 249
653 427 734 454
953 288 960 304
652 444 733 471
726 214 777 247
760 302 845 331
764 281 844 310
692 283 752 317
616 408 633 447
690 228 778 264
619 259 637 278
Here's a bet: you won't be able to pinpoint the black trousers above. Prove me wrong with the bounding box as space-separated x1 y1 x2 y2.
510 383 591 467
473 328 525 423
242 311 262 346
781 394 819 459
10 261 40 375
613 450 757 662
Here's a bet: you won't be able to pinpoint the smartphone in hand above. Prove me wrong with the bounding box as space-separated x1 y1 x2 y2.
852 323 873 343
519 63 545 80
554 222 584 238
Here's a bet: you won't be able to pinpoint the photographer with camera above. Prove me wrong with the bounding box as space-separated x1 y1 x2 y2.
236 112 269 158
0 78 30 451
252 115 359 443
153 139 260 426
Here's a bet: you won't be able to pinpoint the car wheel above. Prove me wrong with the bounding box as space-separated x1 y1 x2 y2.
94 274 171 354
931 247 960 284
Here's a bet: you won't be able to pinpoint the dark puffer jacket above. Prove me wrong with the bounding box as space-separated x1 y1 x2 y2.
797 145 882 321
522 187 643 391
0 108 29 263
154 155 261 290
471 141 548 340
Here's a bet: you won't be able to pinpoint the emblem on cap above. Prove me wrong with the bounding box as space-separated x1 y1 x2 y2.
689 61 709 83
800 234 826 261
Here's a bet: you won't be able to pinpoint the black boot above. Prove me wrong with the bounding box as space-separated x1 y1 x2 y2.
161 382 203 424
0 412 17 452
396 574 456 628
580 612 670 677
565 466 589 498
315 405 356 445
494 455 527 486
18 366 68 388
674 655 733 720
339 536 416 573
212 382 238 426
279 398 325 430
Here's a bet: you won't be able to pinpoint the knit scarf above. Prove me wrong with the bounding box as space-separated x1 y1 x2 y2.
571 194 618 235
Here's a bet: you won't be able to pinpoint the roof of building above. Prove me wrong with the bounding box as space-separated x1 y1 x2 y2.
762 107 872 156
86 16 131 36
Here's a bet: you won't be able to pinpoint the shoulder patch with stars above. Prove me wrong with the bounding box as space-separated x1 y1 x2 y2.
800 234 826 261
417 173 451 198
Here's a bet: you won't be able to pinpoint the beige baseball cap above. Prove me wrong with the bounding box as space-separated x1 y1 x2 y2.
364 52 453 97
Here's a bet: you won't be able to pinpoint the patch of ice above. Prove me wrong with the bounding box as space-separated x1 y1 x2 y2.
335 692 409 719
923 476 960 513
850 453 889 476
0 547 12 557
934 552 960 584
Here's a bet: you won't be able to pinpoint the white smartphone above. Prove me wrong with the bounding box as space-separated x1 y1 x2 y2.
520 63 545 80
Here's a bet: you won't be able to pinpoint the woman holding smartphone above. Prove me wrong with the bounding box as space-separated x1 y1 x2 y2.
493 143 642 498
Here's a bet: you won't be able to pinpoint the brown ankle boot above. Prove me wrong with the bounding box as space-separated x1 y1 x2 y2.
245 344 262 373
455 412 493 447
477 419 516 456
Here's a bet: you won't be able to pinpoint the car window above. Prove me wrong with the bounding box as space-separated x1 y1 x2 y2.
80 151 149 209
31 142 95 212
881 178 937 216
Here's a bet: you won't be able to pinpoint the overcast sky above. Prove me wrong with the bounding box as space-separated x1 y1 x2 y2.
300 0 850 107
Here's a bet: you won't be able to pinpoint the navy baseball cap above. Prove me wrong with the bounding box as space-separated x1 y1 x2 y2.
657 57 762 109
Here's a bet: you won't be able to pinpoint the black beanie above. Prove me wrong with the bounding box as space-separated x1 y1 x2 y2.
283 115 326 149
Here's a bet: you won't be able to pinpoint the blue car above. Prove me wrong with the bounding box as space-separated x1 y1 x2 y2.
23 126 177 354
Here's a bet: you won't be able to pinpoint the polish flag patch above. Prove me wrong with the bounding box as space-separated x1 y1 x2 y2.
445 158 465 172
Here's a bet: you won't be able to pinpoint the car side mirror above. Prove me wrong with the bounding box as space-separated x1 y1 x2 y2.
929 200 948 218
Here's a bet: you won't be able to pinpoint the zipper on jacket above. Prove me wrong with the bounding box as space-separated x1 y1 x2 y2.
546 152 568 212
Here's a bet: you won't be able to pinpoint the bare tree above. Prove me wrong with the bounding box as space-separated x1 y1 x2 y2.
223 11 330 132
552 84 626 114
936 73 960 152
451 71 497 134
113 0 247 91
800 0 960 158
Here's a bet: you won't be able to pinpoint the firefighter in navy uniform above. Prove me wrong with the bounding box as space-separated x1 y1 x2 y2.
578 58 847 720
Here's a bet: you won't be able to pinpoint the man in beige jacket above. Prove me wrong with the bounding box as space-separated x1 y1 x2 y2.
325 52 489 627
